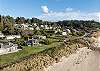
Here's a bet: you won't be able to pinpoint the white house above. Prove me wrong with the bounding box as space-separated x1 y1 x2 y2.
34 23 37 26
29 27 34 30
66 29 71 33
21 23 29 30
45 25 49 29
39 35 46 39
0 41 20 55
0 31 5 39
49 26 53 29
14 23 34 30
40 25 44 28
62 31 67 36
55 30 57 33
6 35 21 40
36 26 40 30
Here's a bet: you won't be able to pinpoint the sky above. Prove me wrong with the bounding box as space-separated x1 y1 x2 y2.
0 0 100 21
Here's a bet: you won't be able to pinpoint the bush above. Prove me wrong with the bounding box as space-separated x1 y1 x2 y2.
14 38 25 46
76 32 85 36
39 39 51 45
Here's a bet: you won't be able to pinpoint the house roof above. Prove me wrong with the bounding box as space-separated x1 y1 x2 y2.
0 40 9 43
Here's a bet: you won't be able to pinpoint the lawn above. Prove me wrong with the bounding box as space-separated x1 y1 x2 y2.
0 42 62 65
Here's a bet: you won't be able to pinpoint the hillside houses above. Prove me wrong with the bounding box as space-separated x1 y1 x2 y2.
0 32 22 55
14 23 83 39
14 23 55 31
14 23 34 30
0 31 21 40
0 35 21 40
25 35 46 46
11 23 80 37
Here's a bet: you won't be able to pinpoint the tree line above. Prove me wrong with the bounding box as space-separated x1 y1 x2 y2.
0 15 100 35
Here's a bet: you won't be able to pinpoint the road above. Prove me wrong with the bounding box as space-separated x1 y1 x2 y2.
44 36 100 71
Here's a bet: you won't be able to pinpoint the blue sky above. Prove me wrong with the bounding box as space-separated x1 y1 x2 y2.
0 0 100 21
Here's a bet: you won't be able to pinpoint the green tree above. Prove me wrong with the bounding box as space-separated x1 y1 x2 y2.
0 15 3 31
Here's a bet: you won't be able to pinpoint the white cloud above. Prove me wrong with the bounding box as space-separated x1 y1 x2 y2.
37 7 100 22
96 13 100 22
66 8 73 11
41 5 49 14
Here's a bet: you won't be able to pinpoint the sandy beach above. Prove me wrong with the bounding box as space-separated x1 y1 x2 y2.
44 36 100 71
44 47 100 71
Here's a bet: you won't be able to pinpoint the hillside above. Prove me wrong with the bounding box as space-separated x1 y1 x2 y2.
0 15 100 71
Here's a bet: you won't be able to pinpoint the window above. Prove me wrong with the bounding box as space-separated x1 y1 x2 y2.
0 44 1 48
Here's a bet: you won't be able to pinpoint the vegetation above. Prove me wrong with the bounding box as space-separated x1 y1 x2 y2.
0 15 99 71
0 34 91 70
0 35 91 71
0 39 61 65
39 38 60 45
0 15 100 35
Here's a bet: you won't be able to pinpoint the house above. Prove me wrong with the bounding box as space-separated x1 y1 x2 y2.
26 39 39 46
35 26 40 30
29 27 34 30
14 23 34 30
35 35 46 39
27 24 34 30
34 23 37 26
48 26 53 30
62 31 67 36
0 40 20 55
40 36 46 39
40 25 44 28
6 35 21 40
66 29 71 33
0 31 5 39
55 30 58 34
26 35 46 46
14 24 22 29
45 25 49 29
21 23 29 30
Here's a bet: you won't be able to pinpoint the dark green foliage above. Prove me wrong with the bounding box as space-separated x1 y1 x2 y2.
56 20 100 32
42 43 65 58
14 38 25 46
0 15 100 35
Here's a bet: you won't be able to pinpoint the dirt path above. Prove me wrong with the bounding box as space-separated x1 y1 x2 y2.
44 47 100 71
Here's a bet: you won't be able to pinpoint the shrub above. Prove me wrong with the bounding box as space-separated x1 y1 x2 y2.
39 39 51 45
14 38 25 46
